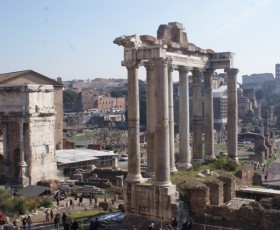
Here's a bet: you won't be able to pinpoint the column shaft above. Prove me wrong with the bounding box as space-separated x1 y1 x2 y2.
154 58 171 186
168 66 177 173
192 68 203 163
145 62 155 177
225 68 239 162
204 69 216 160
126 64 143 183
177 66 192 169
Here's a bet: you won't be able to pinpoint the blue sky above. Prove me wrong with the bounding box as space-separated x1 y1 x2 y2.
0 0 279 83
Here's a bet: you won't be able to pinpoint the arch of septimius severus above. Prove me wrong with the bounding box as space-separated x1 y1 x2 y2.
114 22 238 221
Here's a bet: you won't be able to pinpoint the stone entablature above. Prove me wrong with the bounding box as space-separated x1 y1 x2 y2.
0 70 63 149
0 85 57 186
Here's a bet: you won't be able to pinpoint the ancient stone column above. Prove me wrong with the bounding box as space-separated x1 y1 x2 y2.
144 61 155 177
204 69 216 160
154 58 171 186
19 119 29 187
168 65 177 173
225 68 239 162
125 62 143 183
192 67 203 163
177 66 192 169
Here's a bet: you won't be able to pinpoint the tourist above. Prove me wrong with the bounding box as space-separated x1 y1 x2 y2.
50 209 54 221
45 210 50 222
54 214 59 229
64 221 70 230
70 198 74 208
265 170 268 181
21 217 26 230
89 196 93 206
71 219 79 230
171 217 177 230
26 215 32 229
185 219 193 230
89 218 99 230
79 195 83 206
62 213 67 226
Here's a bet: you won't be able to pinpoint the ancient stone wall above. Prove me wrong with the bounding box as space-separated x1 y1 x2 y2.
204 180 224 206
187 186 210 215
91 168 127 185
217 175 235 202
204 202 280 230
235 164 255 186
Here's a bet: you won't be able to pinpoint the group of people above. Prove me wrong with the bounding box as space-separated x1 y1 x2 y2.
15 216 32 230
54 212 79 230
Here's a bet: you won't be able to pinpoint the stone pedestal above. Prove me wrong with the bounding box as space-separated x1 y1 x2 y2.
124 183 179 221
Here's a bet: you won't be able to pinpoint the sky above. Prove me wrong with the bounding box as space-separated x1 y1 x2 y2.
0 0 279 83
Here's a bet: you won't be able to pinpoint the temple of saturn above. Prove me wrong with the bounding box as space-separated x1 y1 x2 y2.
114 22 238 221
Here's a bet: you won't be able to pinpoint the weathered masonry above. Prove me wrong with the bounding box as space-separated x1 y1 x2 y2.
0 85 58 186
114 22 238 221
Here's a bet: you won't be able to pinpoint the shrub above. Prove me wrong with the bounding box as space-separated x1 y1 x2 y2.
213 156 238 171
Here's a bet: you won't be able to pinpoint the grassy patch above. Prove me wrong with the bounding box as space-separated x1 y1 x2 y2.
72 130 98 140
67 209 103 220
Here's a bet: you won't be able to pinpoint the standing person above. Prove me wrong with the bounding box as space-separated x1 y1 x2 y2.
54 214 59 229
62 213 67 226
50 209 54 221
45 210 50 222
79 195 83 206
22 217 27 230
89 196 93 206
171 217 177 230
26 216 32 230
265 170 268 181
71 219 79 230
69 199 73 208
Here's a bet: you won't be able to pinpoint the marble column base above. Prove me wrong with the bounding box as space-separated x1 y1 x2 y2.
153 180 172 187
204 155 217 161
125 173 144 183
170 166 178 174
144 171 155 178
192 159 205 164
176 162 192 170
229 156 239 163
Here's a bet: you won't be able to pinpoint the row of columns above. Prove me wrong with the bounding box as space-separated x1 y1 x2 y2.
124 58 238 186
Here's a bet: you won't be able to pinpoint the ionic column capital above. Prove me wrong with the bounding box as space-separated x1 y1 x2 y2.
178 65 191 73
123 60 141 69
154 57 169 67
224 68 239 75
144 61 155 71
191 67 202 76
203 68 215 77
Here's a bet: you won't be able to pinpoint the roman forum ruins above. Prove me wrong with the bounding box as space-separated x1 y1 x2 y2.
0 85 58 186
114 22 238 221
